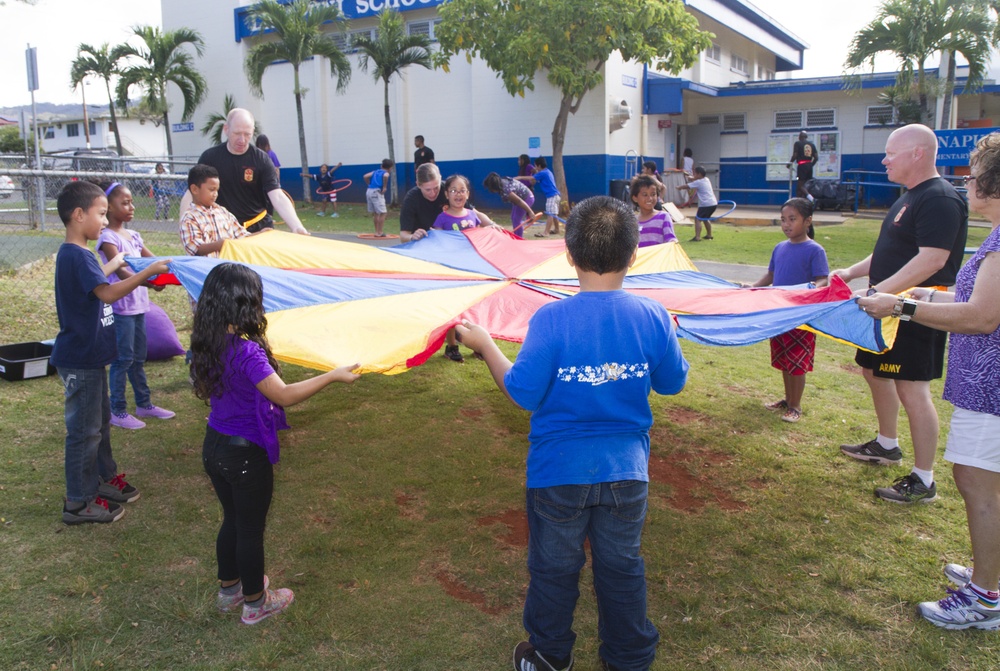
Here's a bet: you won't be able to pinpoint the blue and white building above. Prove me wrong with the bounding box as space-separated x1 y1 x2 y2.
162 0 1000 208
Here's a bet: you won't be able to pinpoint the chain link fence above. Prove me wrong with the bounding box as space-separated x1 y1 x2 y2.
0 155 195 342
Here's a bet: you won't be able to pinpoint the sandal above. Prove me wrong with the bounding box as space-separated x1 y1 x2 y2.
781 407 802 423
764 399 788 412
689 237 701 242
704 235 714 240
534 233 548 238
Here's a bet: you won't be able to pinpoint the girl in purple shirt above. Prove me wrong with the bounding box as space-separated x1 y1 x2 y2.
432 174 498 231
191 263 359 625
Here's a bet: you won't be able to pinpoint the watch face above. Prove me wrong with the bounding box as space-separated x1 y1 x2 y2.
866 288 878 296
902 300 918 316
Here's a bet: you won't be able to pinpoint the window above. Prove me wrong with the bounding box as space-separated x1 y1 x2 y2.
408 19 442 41
722 113 747 132
89 121 97 135
44 127 55 139
697 115 720 125
730 54 749 75
867 105 896 125
705 43 721 63
774 110 803 129
66 123 80 138
756 65 775 81
806 108 836 127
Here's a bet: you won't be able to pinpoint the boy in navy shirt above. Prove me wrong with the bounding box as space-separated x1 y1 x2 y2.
458 196 689 671
52 181 169 525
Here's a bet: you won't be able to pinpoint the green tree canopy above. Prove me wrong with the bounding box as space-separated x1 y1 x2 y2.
352 8 433 204
0 125 34 154
436 0 712 197
70 42 129 156
200 94 261 146
116 25 207 159
245 0 351 201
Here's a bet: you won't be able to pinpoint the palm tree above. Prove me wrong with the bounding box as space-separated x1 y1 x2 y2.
937 0 996 129
245 0 351 202
70 43 129 156
116 25 207 160
844 0 994 127
351 9 433 205
200 94 261 145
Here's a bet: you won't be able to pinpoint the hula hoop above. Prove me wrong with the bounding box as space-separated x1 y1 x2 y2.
696 200 737 222
316 178 352 195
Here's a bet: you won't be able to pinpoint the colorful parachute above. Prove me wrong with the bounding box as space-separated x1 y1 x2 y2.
132 228 895 375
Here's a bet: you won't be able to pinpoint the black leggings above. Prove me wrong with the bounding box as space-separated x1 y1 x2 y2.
202 426 274 596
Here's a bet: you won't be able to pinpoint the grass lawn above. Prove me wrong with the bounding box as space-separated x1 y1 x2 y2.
0 215 997 670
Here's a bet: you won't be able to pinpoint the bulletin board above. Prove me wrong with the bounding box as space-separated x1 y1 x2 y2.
767 131 840 181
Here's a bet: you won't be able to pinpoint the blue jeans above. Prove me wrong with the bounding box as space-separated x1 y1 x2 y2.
109 313 150 414
524 481 658 671
202 426 274 596
59 367 118 504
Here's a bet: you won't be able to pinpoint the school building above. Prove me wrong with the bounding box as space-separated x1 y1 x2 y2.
162 0 1000 209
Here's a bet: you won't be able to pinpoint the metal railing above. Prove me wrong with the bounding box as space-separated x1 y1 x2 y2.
698 160 798 201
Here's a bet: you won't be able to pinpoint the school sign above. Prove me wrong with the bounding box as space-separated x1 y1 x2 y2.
935 128 1000 167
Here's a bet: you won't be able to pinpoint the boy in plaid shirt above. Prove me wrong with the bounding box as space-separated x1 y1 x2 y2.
179 164 253 257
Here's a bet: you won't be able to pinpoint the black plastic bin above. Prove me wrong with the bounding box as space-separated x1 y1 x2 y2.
0 342 56 381
609 179 630 203
803 179 857 211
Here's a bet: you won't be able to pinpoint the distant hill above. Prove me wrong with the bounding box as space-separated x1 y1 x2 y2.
0 103 112 120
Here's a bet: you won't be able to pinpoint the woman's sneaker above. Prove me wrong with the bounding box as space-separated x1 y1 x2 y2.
918 585 1000 630
241 587 294 625
62 497 124 525
217 575 269 612
945 563 974 587
110 412 145 430
136 405 176 420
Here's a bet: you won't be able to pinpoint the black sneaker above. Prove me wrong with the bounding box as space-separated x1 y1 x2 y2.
840 438 902 466
62 497 125 525
444 345 465 363
98 473 140 503
513 642 573 671
875 473 938 504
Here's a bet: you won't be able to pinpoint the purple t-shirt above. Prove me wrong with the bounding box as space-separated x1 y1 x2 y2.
97 227 149 316
433 208 483 231
943 226 1000 417
638 211 677 247
208 335 289 464
768 239 829 287
501 178 533 204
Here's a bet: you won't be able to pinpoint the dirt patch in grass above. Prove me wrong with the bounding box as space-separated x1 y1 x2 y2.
649 448 748 513
477 508 528 549
394 489 427 520
434 567 511 616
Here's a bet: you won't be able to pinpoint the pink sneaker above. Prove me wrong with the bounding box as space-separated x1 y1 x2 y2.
136 405 176 420
110 413 145 430
217 575 269 612
241 587 294 625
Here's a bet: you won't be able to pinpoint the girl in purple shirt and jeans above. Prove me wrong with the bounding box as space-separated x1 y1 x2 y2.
191 263 360 625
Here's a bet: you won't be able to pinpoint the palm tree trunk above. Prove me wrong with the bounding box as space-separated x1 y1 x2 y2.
162 83 174 165
941 51 956 130
383 78 397 206
294 66 310 205
104 80 124 157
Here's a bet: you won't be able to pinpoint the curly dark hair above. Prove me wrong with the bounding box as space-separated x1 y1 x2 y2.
969 132 1000 201
190 263 279 402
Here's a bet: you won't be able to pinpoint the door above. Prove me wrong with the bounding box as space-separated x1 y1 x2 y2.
682 123 722 194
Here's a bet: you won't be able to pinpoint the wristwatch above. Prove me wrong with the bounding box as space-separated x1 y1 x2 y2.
866 287 878 296
892 297 919 321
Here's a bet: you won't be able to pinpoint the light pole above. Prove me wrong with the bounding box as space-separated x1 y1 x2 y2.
81 79 91 149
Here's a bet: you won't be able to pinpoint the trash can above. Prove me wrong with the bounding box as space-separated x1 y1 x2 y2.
609 179 630 203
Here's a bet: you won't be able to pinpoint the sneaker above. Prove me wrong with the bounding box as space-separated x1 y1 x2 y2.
241 587 294 625
444 345 465 363
918 585 1000 630
136 405 175 420
98 473 140 503
217 575 269 612
513 642 574 671
875 473 937 504
316 211 326 217
110 412 145 430
781 407 802 423
62 497 124 525
839 438 902 466
945 563 974 587
330 212 339 218
764 399 788 412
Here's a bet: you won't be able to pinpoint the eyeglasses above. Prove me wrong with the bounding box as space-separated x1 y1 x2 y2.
448 189 469 195
964 175 978 185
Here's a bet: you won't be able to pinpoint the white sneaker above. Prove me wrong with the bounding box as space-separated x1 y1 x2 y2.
918 585 1000 630
241 587 294 625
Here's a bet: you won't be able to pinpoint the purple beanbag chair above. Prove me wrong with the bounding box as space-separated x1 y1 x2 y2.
146 303 185 361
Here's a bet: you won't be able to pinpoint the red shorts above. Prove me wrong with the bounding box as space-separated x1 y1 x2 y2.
770 330 816 375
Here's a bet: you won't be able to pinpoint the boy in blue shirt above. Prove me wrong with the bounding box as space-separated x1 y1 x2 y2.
457 196 689 671
363 158 394 237
52 181 170 525
521 156 561 238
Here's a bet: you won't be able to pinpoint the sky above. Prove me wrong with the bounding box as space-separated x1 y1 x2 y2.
0 0 989 109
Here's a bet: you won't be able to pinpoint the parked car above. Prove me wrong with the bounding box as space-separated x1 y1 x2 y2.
0 175 14 199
